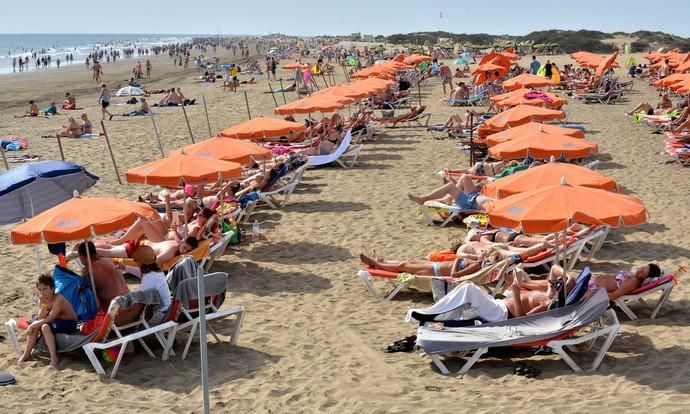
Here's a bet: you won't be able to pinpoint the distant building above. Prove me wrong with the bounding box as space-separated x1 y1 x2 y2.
351 32 362 40
361 34 374 42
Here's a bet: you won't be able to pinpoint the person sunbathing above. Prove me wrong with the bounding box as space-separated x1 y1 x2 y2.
73 242 140 324
122 98 150 116
62 93 76 110
626 94 672 116
521 263 661 301
449 82 470 101
19 274 78 367
94 235 199 265
301 124 344 156
112 205 215 246
56 117 82 138
15 101 40 118
359 252 484 279
80 113 93 135
408 173 494 211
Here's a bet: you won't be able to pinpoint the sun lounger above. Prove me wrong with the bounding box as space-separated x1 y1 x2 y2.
306 130 363 168
112 239 212 272
257 164 307 209
613 274 676 320
356 259 510 301
376 106 432 128
420 200 483 227
442 92 486 107
413 288 619 376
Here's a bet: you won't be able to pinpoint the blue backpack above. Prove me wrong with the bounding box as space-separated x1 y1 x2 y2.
53 265 98 321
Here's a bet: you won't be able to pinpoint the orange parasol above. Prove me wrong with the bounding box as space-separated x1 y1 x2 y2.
482 162 619 199
403 54 433 65
315 84 372 100
676 61 690 73
653 73 690 87
673 80 690 93
273 94 354 115
491 88 567 109
478 105 566 138
502 73 555 91
484 181 647 234
219 117 306 140
356 77 396 89
485 122 584 147
471 62 508 75
11 197 160 244
594 52 619 78
479 53 512 69
126 152 242 186
488 131 598 160
181 136 272 164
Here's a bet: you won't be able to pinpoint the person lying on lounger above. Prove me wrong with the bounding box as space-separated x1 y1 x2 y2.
449 82 470 101
111 206 215 245
301 124 344 156
625 94 672 116
94 235 199 265
19 274 78 367
359 252 485 280
522 263 661 301
408 173 494 211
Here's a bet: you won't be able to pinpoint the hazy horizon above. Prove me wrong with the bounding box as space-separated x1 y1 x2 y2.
2 0 689 38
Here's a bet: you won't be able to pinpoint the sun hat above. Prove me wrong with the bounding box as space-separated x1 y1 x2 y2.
132 245 157 266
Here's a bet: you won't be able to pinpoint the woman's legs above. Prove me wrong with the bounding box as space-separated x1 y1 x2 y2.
625 102 652 115
114 218 167 244
360 253 437 276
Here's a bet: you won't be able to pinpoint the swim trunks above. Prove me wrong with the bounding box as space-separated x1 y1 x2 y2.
455 191 480 210
124 239 142 258
49 319 78 334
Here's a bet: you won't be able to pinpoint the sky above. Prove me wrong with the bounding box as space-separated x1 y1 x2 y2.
1 0 689 38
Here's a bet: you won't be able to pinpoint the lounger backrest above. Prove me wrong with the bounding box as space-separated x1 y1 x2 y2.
566 266 592 305
175 271 228 309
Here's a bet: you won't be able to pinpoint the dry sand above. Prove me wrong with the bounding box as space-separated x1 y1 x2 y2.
1 50 689 413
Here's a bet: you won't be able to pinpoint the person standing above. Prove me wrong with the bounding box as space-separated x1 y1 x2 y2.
98 83 113 121
530 55 541 75
91 60 103 83
439 62 453 95
146 59 152 79
12 57 17 72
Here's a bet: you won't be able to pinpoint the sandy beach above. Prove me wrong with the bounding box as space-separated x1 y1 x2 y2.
1 47 690 413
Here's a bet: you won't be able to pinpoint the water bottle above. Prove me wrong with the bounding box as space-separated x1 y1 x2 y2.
251 219 260 239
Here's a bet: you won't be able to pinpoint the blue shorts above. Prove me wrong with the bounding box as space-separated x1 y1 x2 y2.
455 191 480 210
49 320 77 334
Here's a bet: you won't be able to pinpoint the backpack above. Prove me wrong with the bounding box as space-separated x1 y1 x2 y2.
53 265 98 321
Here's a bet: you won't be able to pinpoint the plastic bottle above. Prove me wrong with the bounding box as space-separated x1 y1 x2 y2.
252 219 260 238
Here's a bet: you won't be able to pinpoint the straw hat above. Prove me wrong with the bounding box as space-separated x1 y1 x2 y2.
132 245 157 266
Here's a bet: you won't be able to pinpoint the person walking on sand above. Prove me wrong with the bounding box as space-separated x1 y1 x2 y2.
98 83 113 121
92 60 103 83
146 59 152 78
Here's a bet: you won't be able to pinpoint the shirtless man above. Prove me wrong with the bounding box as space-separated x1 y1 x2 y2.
94 235 199 265
15 100 40 118
74 242 139 325
19 274 78 367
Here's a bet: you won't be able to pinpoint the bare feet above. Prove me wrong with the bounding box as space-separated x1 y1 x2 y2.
359 253 377 268
407 193 424 205
18 353 31 363
50 358 59 368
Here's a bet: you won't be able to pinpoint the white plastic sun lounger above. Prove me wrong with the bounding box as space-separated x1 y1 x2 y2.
257 164 307 209
307 129 362 168
420 200 483 227
413 288 618 376
613 274 676 320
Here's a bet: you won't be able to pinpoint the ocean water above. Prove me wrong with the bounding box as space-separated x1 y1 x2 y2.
0 33 194 75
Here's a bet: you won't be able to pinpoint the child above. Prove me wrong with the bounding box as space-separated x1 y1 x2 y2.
19 274 78 368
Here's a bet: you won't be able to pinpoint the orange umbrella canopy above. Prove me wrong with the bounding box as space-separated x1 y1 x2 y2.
282 63 310 70
488 131 598 160
653 73 690 87
479 105 566 138
479 53 512 69
182 136 272 163
219 117 306 140
315 84 372 100
126 152 242 186
491 88 567 109
502 73 554 91
676 61 690 73
273 94 353 115
595 52 618 78
403 54 433 65
485 122 584 146
11 197 160 244
482 162 619 199
472 62 508 74
485 182 647 234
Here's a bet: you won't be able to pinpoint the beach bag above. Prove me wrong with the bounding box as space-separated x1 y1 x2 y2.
222 218 242 245
53 265 98 322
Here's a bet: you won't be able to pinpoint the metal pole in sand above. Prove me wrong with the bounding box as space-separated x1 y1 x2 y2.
196 262 211 414
100 121 122 184
278 79 287 104
56 135 65 161
149 116 165 158
181 104 195 144
0 145 9 170
202 95 213 137
468 113 475 166
417 82 422 106
267 82 278 108
243 91 252 119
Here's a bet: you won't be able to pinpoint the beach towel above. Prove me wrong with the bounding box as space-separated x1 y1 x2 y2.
524 91 554 103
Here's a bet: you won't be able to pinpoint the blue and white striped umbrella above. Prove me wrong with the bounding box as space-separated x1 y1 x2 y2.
0 160 99 224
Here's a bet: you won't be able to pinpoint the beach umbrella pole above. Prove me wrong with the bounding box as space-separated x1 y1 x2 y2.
196 263 211 414
417 82 422 106
56 135 65 161
278 80 287 104
243 91 252 120
321 71 330 88
100 121 123 185
84 237 98 303
267 82 278 108
181 104 196 144
149 116 165 158
0 145 9 170
469 112 475 165
202 95 213 136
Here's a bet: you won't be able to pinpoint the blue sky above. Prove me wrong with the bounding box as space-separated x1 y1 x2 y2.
2 0 689 37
